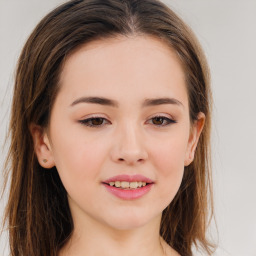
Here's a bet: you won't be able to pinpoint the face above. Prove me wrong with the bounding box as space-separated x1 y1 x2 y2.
32 35 204 231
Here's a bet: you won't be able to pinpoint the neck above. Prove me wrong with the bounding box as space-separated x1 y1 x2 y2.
59 211 165 256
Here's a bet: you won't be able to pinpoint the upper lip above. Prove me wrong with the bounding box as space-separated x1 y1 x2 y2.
103 174 154 184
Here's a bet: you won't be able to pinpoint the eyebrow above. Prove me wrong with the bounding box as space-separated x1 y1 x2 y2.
142 97 183 108
70 96 183 108
70 96 118 107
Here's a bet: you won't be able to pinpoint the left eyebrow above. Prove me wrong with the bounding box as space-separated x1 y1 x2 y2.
70 96 184 108
142 97 184 108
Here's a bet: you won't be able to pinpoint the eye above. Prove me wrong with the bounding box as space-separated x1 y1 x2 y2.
148 116 176 127
79 117 110 127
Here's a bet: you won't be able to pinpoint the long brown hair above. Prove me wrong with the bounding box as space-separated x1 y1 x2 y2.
3 0 214 255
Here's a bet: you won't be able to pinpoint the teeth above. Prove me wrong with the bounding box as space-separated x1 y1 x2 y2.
120 181 129 188
130 182 138 189
115 181 121 188
109 181 148 189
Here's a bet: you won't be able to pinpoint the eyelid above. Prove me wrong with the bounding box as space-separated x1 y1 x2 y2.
148 113 175 120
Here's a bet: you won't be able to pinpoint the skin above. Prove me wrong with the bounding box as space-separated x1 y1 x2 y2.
31 35 205 256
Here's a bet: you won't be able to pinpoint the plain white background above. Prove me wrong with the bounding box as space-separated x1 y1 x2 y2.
0 1 256 255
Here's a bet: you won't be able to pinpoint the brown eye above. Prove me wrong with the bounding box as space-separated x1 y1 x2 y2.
149 116 176 126
91 118 104 125
152 117 165 125
79 117 110 127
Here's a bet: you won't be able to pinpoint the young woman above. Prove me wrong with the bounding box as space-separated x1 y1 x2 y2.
3 0 214 255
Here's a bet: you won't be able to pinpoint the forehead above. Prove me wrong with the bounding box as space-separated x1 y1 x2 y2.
58 35 188 107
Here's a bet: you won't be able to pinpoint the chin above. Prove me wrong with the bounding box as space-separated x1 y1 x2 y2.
104 209 159 231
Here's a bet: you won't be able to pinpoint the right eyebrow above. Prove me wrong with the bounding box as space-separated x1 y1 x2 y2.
70 96 119 108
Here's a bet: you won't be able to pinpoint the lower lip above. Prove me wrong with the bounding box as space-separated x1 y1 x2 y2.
103 183 153 200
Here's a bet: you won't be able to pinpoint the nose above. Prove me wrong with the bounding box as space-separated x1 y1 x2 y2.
110 122 148 165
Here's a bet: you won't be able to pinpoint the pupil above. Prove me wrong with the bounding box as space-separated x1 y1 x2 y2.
153 117 163 125
92 118 103 125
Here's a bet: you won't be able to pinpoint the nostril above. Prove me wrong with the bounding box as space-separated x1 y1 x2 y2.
118 158 144 163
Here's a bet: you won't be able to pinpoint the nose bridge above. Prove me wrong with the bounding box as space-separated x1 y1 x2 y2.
111 119 148 165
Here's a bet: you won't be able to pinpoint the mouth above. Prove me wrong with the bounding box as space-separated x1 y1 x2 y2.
102 174 154 200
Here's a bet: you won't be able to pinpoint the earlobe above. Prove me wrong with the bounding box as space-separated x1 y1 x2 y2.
29 124 55 169
184 112 205 166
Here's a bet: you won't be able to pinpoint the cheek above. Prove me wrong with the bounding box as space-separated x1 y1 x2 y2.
50 128 108 190
151 134 188 177
149 131 189 201
154 144 185 190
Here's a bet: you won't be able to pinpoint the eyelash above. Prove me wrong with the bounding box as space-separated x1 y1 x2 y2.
79 115 177 128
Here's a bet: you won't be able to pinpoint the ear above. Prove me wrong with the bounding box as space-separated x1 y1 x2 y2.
29 123 55 169
184 112 205 166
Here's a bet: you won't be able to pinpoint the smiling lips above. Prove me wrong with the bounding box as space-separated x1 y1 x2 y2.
102 174 154 200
